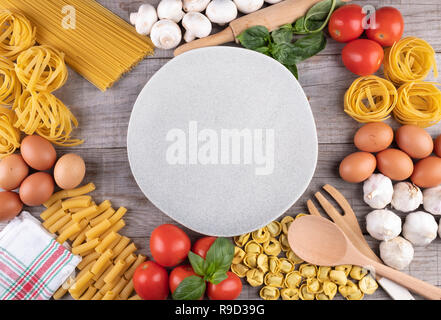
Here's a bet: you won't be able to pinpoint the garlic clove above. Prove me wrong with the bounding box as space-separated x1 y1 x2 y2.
391 182 423 213
402 211 438 246
423 185 441 215
380 236 414 270
363 174 393 209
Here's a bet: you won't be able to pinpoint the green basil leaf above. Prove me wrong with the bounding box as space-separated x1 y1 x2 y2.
305 0 335 21
284 64 298 79
172 276 206 300
271 42 298 65
293 0 344 34
188 251 205 276
207 270 228 285
237 26 270 50
271 27 293 44
254 46 271 55
204 238 235 276
291 31 327 63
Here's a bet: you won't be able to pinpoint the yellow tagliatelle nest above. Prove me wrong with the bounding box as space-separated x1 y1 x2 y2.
344 75 398 122
0 57 22 106
0 106 20 157
14 90 83 146
393 81 441 128
0 10 36 60
15 45 68 92
384 37 438 85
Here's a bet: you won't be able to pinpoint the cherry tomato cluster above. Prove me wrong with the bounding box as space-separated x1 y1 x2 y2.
132 224 242 300
328 5 404 76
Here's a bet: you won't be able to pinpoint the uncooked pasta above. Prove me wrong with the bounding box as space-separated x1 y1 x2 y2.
0 57 21 105
0 106 20 157
0 0 154 91
14 90 83 146
393 81 441 128
0 10 36 59
344 76 398 123
15 45 68 92
384 37 438 85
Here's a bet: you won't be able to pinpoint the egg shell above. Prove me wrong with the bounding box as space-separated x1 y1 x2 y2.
395 125 433 159
354 122 393 153
411 156 441 188
20 135 57 171
339 152 376 183
54 153 86 190
19 172 54 206
376 148 414 181
0 191 23 221
434 135 441 158
0 154 29 190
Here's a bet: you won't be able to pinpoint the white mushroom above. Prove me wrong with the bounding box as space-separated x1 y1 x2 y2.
183 0 211 12
391 182 423 213
150 19 182 49
206 0 238 25
402 211 438 246
130 4 158 35
423 185 441 215
365 209 401 241
157 0 185 23
363 173 393 209
233 0 264 13
380 236 414 270
182 12 212 42
265 0 282 3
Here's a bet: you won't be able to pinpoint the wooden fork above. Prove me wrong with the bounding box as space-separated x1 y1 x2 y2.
307 184 415 300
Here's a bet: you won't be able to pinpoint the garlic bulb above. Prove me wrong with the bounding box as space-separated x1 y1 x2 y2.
365 209 401 241
363 173 393 209
402 211 438 246
380 236 414 270
391 182 423 212
423 185 441 215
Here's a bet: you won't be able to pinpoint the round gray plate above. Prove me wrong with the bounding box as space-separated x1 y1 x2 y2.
127 47 317 236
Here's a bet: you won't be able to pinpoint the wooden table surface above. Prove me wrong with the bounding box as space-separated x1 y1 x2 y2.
2 0 441 300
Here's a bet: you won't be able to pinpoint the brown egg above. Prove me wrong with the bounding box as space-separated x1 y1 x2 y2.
0 191 23 221
411 156 441 188
395 125 433 159
434 135 441 158
376 148 414 181
339 152 376 183
19 172 54 206
0 154 29 190
54 153 86 189
354 122 394 153
20 135 57 170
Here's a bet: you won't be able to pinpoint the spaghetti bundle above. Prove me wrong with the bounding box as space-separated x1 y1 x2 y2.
0 0 154 91
0 10 36 59
384 37 438 85
0 106 20 157
0 57 21 105
15 45 68 92
344 76 398 122
14 90 83 146
393 81 441 128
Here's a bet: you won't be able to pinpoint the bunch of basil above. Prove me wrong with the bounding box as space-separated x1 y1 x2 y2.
237 0 345 78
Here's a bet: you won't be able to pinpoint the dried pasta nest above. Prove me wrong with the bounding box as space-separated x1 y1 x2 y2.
231 214 379 300
0 57 21 106
13 90 83 146
15 45 68 92
0 106 20 158
0 10 36 60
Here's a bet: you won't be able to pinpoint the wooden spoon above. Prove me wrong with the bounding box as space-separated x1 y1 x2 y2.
288 215 441 300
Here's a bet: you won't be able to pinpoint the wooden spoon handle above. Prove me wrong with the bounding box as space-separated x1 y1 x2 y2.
367 259 441 300
174 28 235 56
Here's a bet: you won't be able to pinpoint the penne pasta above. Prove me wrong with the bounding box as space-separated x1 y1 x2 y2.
86 219 111 239
72 238 100 255
91 291 103 300
111 236 130 258
77 251 100 270
42 208 66 229
102 290 116 300
92 259 112 281
69 270 94 296
95 231 118 254
48 214 71 234
40 200 62 220
109 207 127 225
104 260 126 284
71 205 98 222
87 200 112 220
89 207 115 227
115 243 137 263
52 285 68 300
94 264 113 289
61 196 92 210
79 286 97 300
68 219 89 241
57 221 81 244
119 279 134 300
100 220 125 240
91 249 113 275
44 183 96 208
71 224 90 246
124 254 146 280
128 294 141 300
110 277 127 297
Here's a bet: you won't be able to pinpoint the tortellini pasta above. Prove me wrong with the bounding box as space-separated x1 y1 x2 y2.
244 240 263 255
243 253 258 268
246 268 265 287
286 250 304 265
323 280 337 300
359 275 378 295
252 227 270 243
329 270 347 286
260 286 280 300
335 265 352 277
264 272 284 288
234 233 250 247
266 221 282 237
231 263 249 278
257 254 269 273
279 234 291 252
317 266 331 283
232 246 246 264
281 288 300 300
316 292 330 300
299 264 317 278
306 277 322 293
279 258 294 273
284 271 302 288
350 266 368 281
299 284 315 300
281 216 294 234
269 256 281 273
263 237 281 256
338 280 359 298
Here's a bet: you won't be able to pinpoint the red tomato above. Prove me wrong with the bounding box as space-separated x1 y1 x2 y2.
192 236 217 259
207 272 242 300
366 7 404 47
328 4 365 43
133 261 169 300
342 39 384 75
169 265 201 294
150 224 191 267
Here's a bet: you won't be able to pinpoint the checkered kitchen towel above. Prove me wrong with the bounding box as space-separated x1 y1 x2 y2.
0 212 80 300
